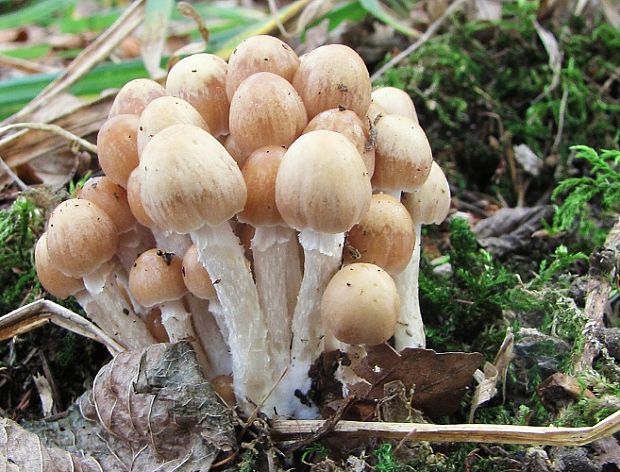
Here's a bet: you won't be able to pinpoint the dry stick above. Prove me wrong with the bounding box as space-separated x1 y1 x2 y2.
271 409 620 446
574 216 620 373
0 123 98 154
0 155 27 190
0 299 124 355
1 0 145 125
371 0 468 81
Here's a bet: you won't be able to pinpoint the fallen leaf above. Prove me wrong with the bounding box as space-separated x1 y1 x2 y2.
350 346 483 418
474 206 554 257
32 374 54 417
14 342 236 471
514 144 544 177
537 372 595 414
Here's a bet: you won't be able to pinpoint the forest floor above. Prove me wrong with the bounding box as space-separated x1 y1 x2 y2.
0 0 619 470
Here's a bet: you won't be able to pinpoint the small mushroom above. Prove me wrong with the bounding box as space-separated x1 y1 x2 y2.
321 263 400 346
394 161 451 350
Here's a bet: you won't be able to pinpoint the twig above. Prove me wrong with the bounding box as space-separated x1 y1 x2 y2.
0 123 97 154
574 216 620 372
371 0 468 81
281 395 355 453
1 0 145 124
551 88 569 154
0 299 124 356
0 155 28 190
271 408 620 446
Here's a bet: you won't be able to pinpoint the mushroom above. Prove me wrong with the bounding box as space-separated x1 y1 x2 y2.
137 96 209 156
344 193 415 275
321 263 400 346
303 107 375 177
292 44 372 119
165 53 229 136
371 114 433 200
395 161 451 349
44 199 153 349
273 129 372 417
182 244 233 377
229 72 308 155
108 78 165 118
138 123 271 412
237 145 301 380
129 248 210 372
226 34 300 101
371 87 419 124
126 167 192 255
97 114 140 188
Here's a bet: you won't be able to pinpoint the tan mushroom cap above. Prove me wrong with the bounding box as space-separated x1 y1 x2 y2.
139 124 246 233
321 263 400 346
275 130 372 234
165 53 229 136
372 114 433 192
35 233 84 299
97 114 140 188
129 248 187 307
292 44 372 119
344 193 415 274
77 176 136 233
46 199 118 278
126 168 155 228
223 133 249 168
137 96 209 156
402 161 451 225
108 78 166 118
371 87 418 123
237 145 286 227
226 35 300 101
303 108 375 177
182 245 216 300
229 72 308 155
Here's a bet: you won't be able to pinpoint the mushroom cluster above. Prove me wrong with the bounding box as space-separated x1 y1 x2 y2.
34 35 451 418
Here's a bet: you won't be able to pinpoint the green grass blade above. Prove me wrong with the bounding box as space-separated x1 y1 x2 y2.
0 0 73 29
359 0 418 37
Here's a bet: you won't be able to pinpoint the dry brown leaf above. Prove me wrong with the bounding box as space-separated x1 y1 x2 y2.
350 345 483 417
537 372 595 413
0 94 113 175
11 342 235 471
32 374 54 417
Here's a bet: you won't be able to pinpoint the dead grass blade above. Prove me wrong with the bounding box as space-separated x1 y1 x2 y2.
0 94 112 170
0 299 124 356
2 0 145 124
271 409 620 446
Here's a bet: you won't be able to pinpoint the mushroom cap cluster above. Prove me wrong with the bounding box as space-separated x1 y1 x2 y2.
34 34 451 417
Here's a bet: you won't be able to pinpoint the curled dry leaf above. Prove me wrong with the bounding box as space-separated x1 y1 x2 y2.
474 205 554 257
9 342 235 471
349 345 483 418
469 330 514 422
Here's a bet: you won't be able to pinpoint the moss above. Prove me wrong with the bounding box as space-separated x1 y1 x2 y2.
376 9 620 206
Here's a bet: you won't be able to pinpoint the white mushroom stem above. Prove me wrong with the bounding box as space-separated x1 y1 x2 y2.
393 222 425 349
191 221 273 412
275 230 344 419
285 232 302 316
152 228 192 255
79 265 154 350
186 294 232 378
158 299 211 374
116 225 155 272
251 225 296 377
